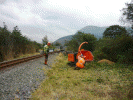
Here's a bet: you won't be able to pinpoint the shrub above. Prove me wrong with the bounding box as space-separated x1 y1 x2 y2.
93 38 112 61
117 55 127 64
102 35 133 64
93 50 107 61
66 31 97 52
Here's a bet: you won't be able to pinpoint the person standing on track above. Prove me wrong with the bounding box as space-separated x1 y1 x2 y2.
44 42 51 65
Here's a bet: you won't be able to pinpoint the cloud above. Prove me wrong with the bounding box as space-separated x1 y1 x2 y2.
0 0 131 43
0 0 6 4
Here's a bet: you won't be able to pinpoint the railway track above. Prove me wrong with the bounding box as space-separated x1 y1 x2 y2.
0 51 60 100
0 51 60 70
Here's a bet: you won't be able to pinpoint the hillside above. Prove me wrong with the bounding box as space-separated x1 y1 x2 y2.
78 26 107 38
53 26 107 45
53 35 73 46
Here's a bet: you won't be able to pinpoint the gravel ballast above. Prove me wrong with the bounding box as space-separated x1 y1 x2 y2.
0 53 58 100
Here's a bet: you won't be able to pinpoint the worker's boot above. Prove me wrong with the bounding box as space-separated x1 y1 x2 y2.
45 59 47 65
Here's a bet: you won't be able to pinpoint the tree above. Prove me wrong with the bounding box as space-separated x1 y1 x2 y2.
66 39 79 52
0 23 42 61
101 35 133 64
33 41 42 52
11 26 24 56
42 35 48 52
54 42 61 46
11 26 23 44
0 27 11 46
120 1 133 36
0 22 13 60
66 31 97 52
42 35 48 47
103 25 127 38
121 1 133 28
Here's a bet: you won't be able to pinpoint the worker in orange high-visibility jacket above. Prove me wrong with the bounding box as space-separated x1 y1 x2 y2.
75 54 86 70
44 42 51 65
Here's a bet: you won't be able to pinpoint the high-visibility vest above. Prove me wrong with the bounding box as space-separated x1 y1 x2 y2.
44 45 49 54
76 56 85 69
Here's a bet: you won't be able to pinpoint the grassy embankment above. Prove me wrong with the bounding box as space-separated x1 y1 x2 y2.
14 52 40 59
1 50 42 62
32 53 133 100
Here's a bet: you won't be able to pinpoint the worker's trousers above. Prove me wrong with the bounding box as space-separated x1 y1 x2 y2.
44 53 48 65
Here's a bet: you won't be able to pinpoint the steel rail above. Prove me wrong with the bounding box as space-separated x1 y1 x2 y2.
0 51 60 69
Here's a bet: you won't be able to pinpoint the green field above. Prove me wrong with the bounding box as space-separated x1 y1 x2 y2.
31 53 133 100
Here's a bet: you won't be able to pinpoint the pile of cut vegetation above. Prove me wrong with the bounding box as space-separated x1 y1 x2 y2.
97 59 115 65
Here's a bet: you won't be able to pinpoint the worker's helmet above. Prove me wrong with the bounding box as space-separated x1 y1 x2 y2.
47 42 51 46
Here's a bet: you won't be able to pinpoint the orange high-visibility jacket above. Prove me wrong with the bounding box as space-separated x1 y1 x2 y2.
76 56 85 69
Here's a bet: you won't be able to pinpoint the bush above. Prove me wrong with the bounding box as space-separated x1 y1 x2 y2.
101 35 133 64
117 55 127 64
93 38 112 61
66 32 97 52
93 50 107 61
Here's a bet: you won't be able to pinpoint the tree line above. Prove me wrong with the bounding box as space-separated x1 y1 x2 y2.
0 23 42 62
65 25 133 64
65 1 133 64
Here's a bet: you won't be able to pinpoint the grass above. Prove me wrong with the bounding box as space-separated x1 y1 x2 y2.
31 53 133 100
4 52 40 62
15 52 40 59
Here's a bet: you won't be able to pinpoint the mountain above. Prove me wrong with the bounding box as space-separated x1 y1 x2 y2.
53 35 73 46
53 26 108 45
77 26 107 38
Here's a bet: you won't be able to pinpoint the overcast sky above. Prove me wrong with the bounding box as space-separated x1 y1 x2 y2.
0 0 131 43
